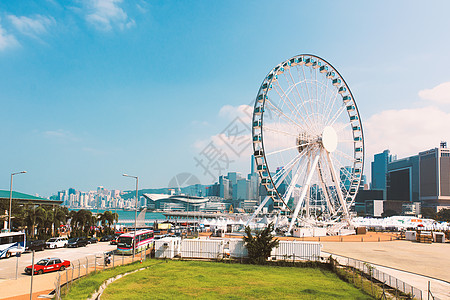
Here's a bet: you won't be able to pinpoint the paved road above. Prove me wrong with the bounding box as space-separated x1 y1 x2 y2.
0 242 116 280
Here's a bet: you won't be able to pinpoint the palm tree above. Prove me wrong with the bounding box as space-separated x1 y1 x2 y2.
25 206 46 238
69 209 94 237
97 210 117 234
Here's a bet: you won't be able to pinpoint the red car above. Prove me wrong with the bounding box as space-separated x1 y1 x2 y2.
25 257 70 275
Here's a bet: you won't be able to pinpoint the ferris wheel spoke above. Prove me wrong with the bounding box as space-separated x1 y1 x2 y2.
318 71 330 119
263 126 301 138
265 99 306 131
339 139 356 143
272 82 312 131
264 143 311 157
323 88 340 125
286 69 317 129
335 122 352 133
333 149 356 163
269 151 304 184
297 65 319 131
327 103 347 127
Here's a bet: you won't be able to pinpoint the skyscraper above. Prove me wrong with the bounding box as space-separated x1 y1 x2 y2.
371 150 395 199
419 142 450 208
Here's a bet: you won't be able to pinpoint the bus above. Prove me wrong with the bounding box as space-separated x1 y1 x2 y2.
0 231 26 258
116 229 154 255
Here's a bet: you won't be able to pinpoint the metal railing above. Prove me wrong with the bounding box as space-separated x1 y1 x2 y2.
53 248 151 299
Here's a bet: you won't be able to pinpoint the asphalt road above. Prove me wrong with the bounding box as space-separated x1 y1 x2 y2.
0 242 116 280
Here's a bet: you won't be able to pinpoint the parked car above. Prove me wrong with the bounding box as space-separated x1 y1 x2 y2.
45 237 68 249
88 237 98 244
25 257 70 275
100 235 113 242
67 237 88 248
25 240 46 252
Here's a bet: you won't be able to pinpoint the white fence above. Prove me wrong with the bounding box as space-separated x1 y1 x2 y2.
180 239 225 259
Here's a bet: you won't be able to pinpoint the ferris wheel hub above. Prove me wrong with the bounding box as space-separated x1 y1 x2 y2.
322 126 338 153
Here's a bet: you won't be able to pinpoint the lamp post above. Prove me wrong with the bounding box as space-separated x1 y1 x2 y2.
123 174 138 259
8 171 26 232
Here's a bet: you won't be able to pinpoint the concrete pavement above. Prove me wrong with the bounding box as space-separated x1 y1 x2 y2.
321 240 450 299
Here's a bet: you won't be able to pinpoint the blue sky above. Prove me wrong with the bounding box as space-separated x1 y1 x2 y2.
1 0 450 197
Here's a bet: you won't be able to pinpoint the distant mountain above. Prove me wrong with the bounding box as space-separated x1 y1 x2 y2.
122 184 212 199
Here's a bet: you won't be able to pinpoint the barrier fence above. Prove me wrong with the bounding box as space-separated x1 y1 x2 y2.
331 254 441 300
53 248 152 299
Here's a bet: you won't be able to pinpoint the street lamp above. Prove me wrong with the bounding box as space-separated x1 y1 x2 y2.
122 173 138 259
9 171 27 232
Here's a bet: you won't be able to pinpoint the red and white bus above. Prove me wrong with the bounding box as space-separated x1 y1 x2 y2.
117 229 154 255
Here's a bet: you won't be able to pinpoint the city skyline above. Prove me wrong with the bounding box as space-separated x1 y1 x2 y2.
2 1 450 197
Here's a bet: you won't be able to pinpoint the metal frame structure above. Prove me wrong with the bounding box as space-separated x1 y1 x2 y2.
250 54 364 233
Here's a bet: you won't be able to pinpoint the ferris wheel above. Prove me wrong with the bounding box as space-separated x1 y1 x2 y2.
251 54 364 232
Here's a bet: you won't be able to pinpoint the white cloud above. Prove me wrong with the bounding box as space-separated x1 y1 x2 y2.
83 0 135 31
364 106 450 161
219 104 253 123
43 129 79 142
8 15 55 38
0 23 19 50
418 82 450 104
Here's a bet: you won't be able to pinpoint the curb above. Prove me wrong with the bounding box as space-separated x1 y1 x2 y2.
88 267 148 300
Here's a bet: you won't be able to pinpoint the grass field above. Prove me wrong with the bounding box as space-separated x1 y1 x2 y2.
99 260 372 300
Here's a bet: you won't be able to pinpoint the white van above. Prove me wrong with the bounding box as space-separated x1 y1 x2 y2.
46 237 68 249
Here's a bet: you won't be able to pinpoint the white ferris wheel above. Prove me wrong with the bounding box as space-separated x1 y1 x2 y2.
250 54 364 232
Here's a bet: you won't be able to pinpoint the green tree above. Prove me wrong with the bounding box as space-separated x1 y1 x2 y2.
70 209 94 236
436 209 450 222
243 223 279 265
24 206 46 238
421 207 437 219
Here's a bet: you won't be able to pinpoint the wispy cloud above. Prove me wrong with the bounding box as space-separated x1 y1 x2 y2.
0 23 19 50
219 104 253 123
8 15 56 39
82 0 135 31
418 81 450 104
43 129 79 142
82 147 106 155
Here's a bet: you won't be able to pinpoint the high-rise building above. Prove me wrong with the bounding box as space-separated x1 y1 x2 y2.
371 150 396 198
219 176 230 199
227 172 242 186
387 155 419 203
236 178 250 200
419 142 450 208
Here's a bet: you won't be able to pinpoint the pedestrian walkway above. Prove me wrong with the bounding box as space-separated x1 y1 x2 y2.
322 250 450 299
0 251 145 300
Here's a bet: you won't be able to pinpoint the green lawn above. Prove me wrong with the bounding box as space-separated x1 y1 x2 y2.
100 260 372 300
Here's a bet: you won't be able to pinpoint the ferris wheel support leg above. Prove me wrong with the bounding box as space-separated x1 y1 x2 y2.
288 152 321 233
326 152 350 223
245 196 271 227
317 161 336 215
247 154 303 227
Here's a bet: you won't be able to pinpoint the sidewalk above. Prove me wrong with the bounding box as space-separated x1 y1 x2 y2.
0 252 143 300
0 274 57 300
322 250 450 299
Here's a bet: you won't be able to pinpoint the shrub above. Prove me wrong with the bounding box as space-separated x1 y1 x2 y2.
243 223 279 264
